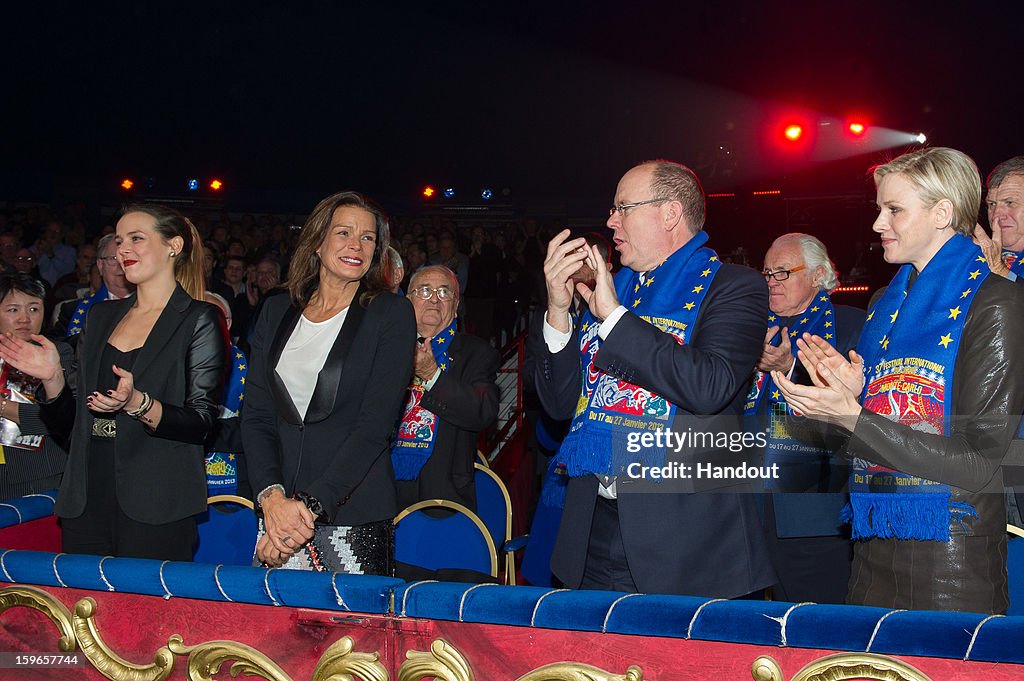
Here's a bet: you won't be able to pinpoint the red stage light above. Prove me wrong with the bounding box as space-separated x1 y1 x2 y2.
120 178 134 190
784 125 803 141
209 179 223 191
422 186 436 198
848 122 866 136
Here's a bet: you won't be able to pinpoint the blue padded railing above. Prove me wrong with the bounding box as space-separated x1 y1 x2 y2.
0 489 57 528
0 549 401 614
1 540 1023 664
393 581 1024 665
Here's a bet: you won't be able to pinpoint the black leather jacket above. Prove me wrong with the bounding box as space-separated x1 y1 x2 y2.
845 273 1024 613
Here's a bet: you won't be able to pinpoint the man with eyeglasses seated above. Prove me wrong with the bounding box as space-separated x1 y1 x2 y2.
745 233 865 604
392 266 499 516
51 234 136 345
530 159 775 598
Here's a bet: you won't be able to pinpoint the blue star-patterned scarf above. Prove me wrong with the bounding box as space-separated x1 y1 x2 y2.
390 318 457 480
844 234 985 541
558 231 720 477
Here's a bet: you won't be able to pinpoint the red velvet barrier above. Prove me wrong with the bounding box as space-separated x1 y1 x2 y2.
0 516 60 553
1 586 1021 680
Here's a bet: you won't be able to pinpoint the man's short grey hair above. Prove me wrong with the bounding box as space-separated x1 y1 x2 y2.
387 245 404 270
644 160 706 233
773 233 839 292
987 156 1024 190
96 233 117 257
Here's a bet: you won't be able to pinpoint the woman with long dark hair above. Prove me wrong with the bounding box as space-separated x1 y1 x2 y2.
243 191 415 573
0 204 227 560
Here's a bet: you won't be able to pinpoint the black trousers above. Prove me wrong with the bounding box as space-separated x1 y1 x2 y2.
60 438 196 561
580 496 638 592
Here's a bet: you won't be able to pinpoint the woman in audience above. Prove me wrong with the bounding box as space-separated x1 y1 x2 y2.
0 204 227 560
0 274 70 500
774 147 1024 613
243 191 415 573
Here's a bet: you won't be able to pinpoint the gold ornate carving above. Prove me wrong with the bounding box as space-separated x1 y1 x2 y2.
166 634 294 681
1 586 391 681
398 638 474 681
311 635 389 681
72 597 176 681
516 662 645 681
0 584 76 652
752 653 933 681
397 639 647 681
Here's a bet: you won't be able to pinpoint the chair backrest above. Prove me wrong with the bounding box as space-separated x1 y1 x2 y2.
474 463 512 550
194 495 258 566
476 449 490 468
1009 524 1024 616
394 499 498 578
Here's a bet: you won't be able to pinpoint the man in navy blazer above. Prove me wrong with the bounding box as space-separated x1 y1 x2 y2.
754 233 865 603
529 160 775 598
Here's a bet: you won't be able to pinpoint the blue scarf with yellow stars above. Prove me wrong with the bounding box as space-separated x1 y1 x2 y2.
744 291 836 489
65 284 108 336
845 234 985 541
559 231 720 477
391 318 457 480
205 344 247 496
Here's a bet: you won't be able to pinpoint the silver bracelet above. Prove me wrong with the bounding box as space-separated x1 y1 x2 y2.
256 483 286 508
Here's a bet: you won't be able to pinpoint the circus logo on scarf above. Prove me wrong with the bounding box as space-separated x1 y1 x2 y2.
396 390 437 447
863 358 946 435
591 376 670 418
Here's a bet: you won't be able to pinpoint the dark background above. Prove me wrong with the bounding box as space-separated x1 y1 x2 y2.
3 1 1021 279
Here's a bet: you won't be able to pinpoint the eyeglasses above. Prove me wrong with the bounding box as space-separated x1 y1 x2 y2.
762 265 807 281
411 285 454 301
609 198 669 217
16 255 35 263
97 256 119 263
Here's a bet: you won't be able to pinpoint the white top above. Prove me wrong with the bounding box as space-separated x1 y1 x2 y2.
278 307 349 420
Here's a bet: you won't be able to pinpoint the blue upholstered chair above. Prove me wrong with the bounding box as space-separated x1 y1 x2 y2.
193 494 258 566
474 463 528 585
476 449 490 468
394 499 499 580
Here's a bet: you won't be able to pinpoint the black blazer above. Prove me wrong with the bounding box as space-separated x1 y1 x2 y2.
242 287 416 526
49 285 227 524
396 332 500 510
529 262 776 597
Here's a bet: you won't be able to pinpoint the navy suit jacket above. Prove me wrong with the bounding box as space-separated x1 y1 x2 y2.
529 261 776 598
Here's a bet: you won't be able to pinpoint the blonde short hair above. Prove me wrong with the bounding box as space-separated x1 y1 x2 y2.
871 147 981 236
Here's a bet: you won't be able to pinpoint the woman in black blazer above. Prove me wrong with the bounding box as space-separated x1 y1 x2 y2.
243 191 415 574
0 204 227 560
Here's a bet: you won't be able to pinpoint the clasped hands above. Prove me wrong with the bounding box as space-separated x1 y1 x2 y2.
543 229 618 330
256 489 316 567
770 333 865 433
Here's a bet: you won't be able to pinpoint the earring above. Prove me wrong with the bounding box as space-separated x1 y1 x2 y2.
169 251 176 257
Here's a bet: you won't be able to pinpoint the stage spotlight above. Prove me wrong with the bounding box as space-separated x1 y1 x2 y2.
209 179 224 191
481 188 493 200
120 178 134 190
187 178 200 191
422 186 436 198
848 122 866 136
443 187 456 198
784 124 803 141
915 132 927 143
